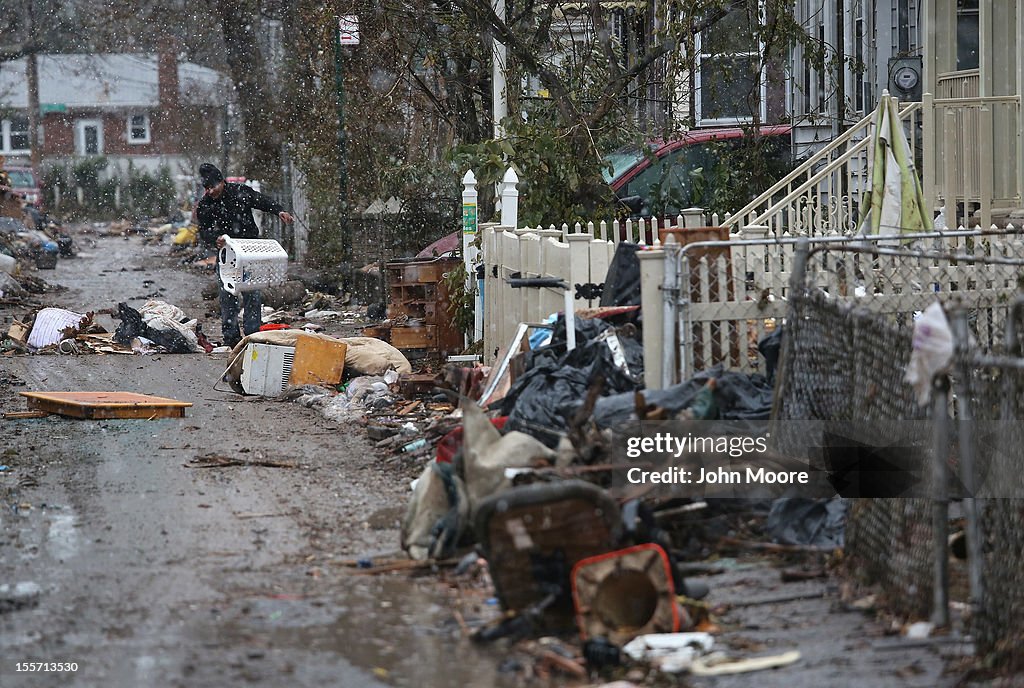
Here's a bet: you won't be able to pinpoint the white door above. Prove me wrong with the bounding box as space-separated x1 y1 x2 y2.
76 119 104 155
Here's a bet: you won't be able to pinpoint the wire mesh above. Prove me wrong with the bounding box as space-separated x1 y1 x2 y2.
774 283 934 617
774 240 1024 623
953 306 1024 660
677 230 1024 378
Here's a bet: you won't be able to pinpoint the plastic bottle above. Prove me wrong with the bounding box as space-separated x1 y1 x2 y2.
400 438 427 453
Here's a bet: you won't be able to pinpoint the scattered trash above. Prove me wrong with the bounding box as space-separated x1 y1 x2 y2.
26 307 87 349
766 498 847 548
572 544 684 645
689 649 801 676
904 621 935 639
114 302 200 354
622 632 715 673
0 581 42 613
185 453 298 469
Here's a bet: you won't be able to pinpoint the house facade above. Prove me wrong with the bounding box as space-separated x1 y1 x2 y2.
0 52 228 181
923 0 1022 225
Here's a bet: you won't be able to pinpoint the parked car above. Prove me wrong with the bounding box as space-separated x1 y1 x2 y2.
3 164 42 207
605 125 796 219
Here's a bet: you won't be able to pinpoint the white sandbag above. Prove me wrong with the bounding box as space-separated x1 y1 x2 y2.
340 336 412 375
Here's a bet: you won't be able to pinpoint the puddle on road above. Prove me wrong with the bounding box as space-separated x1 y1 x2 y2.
220 575 508 687
46 510 79 561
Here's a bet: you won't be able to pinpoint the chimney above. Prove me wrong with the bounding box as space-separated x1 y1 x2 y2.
157 51 181 152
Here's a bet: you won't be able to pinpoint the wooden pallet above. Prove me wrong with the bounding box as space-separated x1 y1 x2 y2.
19 391 192 419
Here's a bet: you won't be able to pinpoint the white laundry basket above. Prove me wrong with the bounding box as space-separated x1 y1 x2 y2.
219 237 288 295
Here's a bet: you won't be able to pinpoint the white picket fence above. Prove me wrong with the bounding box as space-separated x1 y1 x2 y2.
473 165 1024 396
652 225 1024 387
480 213 714 364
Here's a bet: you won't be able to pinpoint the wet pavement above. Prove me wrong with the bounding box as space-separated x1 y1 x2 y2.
0 236 501 687
0 234 968 688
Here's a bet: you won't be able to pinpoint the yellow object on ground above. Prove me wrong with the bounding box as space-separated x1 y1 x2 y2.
173 225 199 245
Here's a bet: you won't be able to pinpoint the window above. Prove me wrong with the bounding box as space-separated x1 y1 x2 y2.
76 120 104 155
697 1 763 123
1 117 30 154
956 0 979 70
127 114 150 144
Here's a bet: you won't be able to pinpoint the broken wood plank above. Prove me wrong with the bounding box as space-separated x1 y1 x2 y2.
185 454 298 469
19 391 192 419
3 410 51 420
718 536 836 554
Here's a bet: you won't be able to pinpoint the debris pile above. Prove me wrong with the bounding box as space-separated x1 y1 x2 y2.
4 299 210 356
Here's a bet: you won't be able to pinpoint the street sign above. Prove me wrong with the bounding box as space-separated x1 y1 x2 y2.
40 103 66 114
338 15 359 45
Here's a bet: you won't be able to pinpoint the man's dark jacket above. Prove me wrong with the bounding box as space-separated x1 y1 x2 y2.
196 182 283 246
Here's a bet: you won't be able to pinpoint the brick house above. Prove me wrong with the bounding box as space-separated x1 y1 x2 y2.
0 52 228 180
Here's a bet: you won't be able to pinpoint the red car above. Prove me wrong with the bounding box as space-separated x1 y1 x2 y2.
3 164 42 207
606 125 794 218
417 126 795 256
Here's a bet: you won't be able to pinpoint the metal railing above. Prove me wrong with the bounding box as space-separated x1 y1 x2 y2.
723 97 923 236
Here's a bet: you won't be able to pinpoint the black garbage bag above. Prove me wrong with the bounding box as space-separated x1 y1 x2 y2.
562 330 644 395
501 353 592 446
113 302 196 354
503 316 646 444
577 366 773 429
113 302 146 344
599 242 641 307
766 497 847 547
715 372 773 421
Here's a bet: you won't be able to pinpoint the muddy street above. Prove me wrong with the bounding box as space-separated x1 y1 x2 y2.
0 235 501 687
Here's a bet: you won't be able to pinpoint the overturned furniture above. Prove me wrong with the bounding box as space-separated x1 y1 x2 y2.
238 335 348 395
19 391 192 419
473 480 622 626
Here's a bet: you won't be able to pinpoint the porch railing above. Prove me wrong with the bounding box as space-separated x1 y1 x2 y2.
723 97 923 236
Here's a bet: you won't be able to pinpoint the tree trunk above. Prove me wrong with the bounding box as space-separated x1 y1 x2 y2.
213 0 282 183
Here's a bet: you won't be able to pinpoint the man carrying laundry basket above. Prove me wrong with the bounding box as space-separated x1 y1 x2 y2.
196 163 294 348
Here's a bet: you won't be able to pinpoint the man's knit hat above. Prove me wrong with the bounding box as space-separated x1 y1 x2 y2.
199 163 224 188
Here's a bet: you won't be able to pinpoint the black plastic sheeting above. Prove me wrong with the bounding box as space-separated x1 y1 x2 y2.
758 328 784 384
499 316 645 445
766 497 847 548
571 364 774 429
599 242 641 308
113 302 195 354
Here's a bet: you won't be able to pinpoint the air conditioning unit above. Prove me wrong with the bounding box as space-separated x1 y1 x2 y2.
239 343 295 396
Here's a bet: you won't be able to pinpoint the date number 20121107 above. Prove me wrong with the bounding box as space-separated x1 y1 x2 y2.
16 662 79 672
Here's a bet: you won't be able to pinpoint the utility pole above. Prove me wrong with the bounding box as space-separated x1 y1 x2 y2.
492 0 507 138
335 15 358 270
25 0 40 171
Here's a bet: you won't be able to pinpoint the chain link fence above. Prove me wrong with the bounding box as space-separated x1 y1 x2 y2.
774 239 1024 657
773 280 935 618
951 298 1024 661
